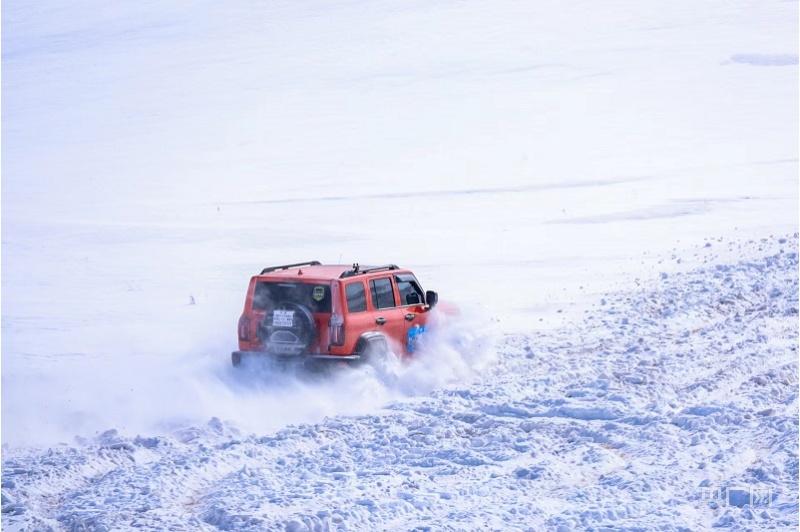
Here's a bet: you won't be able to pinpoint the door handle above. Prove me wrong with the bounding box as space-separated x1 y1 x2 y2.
405 313 415 321
375 317 386 325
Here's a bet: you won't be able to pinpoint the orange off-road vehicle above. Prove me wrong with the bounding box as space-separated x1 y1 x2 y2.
232 261 439 366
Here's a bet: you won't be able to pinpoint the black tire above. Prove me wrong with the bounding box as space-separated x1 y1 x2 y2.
258 302 317 356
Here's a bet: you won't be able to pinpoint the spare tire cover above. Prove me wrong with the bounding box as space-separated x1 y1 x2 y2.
259 302 317 355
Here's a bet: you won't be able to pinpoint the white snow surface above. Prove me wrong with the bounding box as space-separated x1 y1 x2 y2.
2 237 798 530
2 0 798 530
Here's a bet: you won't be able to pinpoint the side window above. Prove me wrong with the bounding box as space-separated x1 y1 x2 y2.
396 277 424 306
345 281 367 312
370 278 396 309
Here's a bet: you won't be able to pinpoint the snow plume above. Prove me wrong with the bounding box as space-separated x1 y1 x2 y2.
377 308 498 395
3 308 496 448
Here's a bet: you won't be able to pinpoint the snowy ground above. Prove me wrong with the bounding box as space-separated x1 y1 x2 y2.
2 0 798 530
2 235 797 530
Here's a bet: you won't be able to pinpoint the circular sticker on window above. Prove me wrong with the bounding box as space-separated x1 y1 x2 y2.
312 286 325 302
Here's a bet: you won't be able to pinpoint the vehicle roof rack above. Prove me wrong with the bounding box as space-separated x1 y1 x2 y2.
340 264 399 278
260 260 321 274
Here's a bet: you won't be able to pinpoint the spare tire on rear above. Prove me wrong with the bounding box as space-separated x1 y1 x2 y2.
258 302 316 356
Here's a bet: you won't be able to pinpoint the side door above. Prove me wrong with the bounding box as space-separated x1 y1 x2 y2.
395 273 430 353
367 275 407 352
341 279 373 354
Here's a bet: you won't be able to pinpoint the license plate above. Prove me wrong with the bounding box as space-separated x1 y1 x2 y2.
272 310 294 327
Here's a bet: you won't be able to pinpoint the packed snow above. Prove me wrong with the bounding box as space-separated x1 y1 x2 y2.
2 0 798 530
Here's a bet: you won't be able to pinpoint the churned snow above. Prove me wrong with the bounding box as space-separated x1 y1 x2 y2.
2 0 798 530
2 236 798 530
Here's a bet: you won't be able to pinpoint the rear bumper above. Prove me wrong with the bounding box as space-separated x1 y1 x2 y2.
231 350 360 366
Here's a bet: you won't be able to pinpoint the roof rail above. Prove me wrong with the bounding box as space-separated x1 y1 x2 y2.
260 260 321 274
340 264 399 278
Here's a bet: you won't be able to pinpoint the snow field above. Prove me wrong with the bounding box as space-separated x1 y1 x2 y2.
2 234 797 530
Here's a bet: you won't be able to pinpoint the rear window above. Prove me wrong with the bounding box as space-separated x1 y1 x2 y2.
370 278 396 309
252 282 331 313
345 282 367 312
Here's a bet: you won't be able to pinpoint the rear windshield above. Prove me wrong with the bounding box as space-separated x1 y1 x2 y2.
252 282 331 313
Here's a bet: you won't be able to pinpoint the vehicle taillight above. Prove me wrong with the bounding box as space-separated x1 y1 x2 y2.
329 314 344 346
238 315 250 341
329 281 344 346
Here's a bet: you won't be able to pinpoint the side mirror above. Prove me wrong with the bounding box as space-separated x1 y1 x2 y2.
425 290 438 309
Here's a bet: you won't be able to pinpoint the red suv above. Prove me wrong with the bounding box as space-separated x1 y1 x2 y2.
232 261 438 366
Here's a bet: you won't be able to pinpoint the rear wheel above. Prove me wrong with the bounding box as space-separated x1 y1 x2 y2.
357 336 389 365
358 336 401 384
